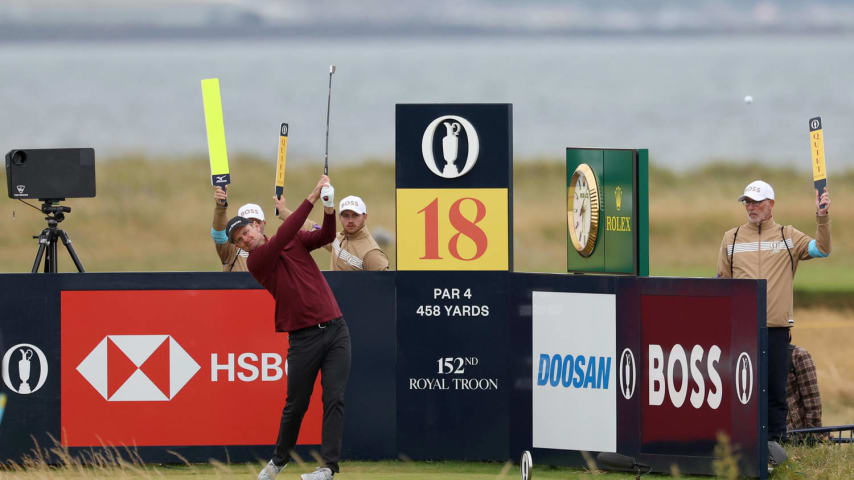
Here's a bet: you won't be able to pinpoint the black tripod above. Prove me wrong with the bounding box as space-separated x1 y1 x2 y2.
31 199 85 273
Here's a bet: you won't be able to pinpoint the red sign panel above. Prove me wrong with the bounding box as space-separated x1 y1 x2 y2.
61 290 322 447
640 295 755 451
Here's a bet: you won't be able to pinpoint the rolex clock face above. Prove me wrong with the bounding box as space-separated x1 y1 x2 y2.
567 163 600 257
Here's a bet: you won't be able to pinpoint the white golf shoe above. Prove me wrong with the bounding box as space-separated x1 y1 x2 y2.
300 467 334 480
258 460 286 480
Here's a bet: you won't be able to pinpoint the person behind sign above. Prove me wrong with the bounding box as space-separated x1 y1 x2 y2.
324 195 388 271
211 185 319 272
226 175 349 480
716 180 831 444
786 344 825 438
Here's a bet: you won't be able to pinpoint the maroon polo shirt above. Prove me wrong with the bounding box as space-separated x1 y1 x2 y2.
247 199 341 332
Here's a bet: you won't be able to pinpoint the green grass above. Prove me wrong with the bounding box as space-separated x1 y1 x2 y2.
6 449 854 479
1 411 852 479
767 442 854 479
0 452 709 480
0 436 706 479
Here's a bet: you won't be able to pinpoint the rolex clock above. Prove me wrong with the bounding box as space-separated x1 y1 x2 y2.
567 163 600 257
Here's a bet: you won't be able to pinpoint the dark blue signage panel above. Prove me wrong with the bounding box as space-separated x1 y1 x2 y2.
0 275 61 463
0 272 396 463
1 272 765 478
396 104 512 189
396 271 510 460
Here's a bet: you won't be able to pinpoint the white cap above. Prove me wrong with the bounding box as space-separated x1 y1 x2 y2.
738 180 775 202
238 203 265 221
339 195 366 215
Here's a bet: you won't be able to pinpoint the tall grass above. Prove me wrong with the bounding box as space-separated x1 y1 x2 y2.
0 435 692 480
1 155 851 281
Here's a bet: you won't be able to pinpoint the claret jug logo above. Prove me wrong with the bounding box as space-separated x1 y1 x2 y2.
76 335 200 401
421 115 479 179
735 352 753 405
615 186 622 211
2 343 49 394
618 347 635 400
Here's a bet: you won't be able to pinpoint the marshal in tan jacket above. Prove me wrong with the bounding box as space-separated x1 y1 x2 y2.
716 215 831 328
212 204 319 272
329 227 389 271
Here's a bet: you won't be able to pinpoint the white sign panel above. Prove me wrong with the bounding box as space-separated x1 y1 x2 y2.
532 291 616 452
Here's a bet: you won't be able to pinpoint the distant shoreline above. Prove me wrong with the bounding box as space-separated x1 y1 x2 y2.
1 22 853 43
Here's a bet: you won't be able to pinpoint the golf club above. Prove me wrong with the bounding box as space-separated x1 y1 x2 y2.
324 64 335 176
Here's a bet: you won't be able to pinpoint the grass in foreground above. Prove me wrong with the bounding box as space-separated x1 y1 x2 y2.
0 452 707 480
2 434 853 479
5 450 854 479
0 438 691 480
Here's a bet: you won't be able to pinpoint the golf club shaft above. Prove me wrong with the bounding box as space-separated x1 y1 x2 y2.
324 65 335 175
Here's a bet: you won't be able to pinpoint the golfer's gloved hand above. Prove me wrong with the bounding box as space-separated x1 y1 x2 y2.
321 184 335 208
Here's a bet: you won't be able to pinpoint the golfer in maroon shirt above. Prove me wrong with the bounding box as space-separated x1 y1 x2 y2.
227 175 350 480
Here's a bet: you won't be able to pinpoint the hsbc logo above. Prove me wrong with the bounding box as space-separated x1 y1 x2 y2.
76 335 200 402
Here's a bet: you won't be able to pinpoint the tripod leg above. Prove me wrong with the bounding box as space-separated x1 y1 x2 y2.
58 229 85 273
31 231 49 274
47 231 58 273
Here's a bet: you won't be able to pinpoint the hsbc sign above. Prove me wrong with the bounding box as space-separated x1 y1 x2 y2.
76 335 200 401
75 334 288 403
60 290 323 447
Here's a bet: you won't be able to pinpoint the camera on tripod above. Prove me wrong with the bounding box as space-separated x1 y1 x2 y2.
6 148 95 200
5 148 96 273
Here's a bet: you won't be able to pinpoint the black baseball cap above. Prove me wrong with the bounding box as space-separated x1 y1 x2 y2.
226 216 252 243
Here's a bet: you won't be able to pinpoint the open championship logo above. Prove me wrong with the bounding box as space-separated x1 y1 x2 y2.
735 352 753 405
2 343 49 394
421 115 479 179
618 347 636 400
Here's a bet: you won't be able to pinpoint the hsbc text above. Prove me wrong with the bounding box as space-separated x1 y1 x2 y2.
211 353 283 382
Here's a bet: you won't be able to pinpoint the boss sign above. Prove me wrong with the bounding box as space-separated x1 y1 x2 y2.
640 295 756 452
